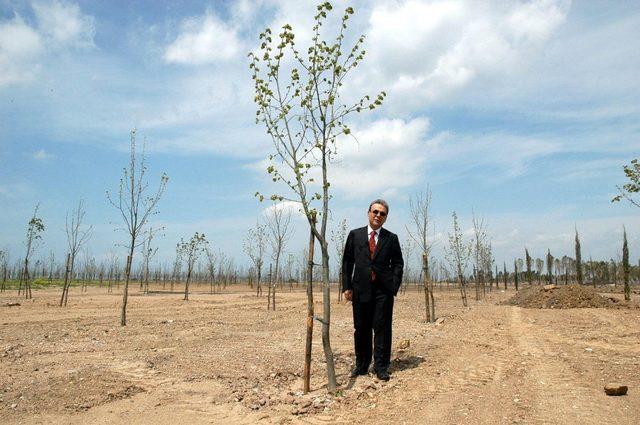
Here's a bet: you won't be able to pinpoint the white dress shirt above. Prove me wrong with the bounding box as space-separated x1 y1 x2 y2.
367 225 381 245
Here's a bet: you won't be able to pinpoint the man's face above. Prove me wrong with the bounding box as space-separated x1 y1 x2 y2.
368 203 388 230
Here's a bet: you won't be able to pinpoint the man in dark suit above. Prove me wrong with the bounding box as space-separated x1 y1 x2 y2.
342 199 404 381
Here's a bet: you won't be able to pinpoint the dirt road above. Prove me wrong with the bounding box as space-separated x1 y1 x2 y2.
1 285 638 424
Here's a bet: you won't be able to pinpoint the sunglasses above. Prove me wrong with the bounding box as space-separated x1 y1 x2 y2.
370 209 387 217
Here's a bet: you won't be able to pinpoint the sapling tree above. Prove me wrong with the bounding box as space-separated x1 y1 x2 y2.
264 204 293 310
107 129 168 326
444 212 471 307
205 247 217 294
60 199 93 306
0 250 8 292
406 189 435 321
471 212 491 300
249 2 385 392
171 244 182 292
141 226 162 294
178 232 208 301
330 218 347 301
402 236 414 294
244 221 267 297
20 204 45 299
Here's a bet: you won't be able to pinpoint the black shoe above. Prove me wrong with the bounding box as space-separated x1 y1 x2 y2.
350 365 368 378
375 369 390 381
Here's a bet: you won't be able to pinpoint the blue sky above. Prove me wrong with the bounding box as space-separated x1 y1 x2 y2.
1 0 639 274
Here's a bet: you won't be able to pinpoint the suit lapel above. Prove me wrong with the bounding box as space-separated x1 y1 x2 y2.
373 228 389 260
358 227 369 252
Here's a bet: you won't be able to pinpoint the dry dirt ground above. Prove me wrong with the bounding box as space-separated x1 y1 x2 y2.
1 284 639 424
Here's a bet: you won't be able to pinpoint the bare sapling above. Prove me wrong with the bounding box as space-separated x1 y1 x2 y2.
444 212 471 307
178 232 208 301
244 222 267 297
205 247 217 294
171 244 182 292
402 236 414 295
141 226 161 294
107 129 168 326
19 204 45 299
406 189 435 322
330 218 347 301
471 212 492 300
60 199 93 306
265 204 293 311
250 2 385 392
0 250 8 292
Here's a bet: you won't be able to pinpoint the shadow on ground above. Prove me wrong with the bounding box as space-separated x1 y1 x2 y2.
390 355 424 373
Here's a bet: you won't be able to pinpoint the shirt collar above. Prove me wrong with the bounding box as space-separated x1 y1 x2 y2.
367 225 381 236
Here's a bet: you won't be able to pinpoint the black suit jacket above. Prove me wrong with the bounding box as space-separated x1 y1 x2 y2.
342 226 404 302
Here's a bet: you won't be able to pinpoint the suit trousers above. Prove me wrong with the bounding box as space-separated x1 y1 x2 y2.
352 282 394 372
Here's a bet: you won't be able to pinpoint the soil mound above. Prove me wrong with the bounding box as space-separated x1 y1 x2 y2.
505 284 614 309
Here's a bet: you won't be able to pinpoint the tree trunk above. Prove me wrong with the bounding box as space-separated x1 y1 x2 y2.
458 273 468 307
256 265 262 297
422 253 433 322
184 268 192 301
320 242 337 393
60 253 71 307
267 263 272 310
337 267 342 302
121 254 132 326
303 225 315 394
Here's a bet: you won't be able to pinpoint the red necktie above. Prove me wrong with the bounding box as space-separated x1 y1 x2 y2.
369 231 376 281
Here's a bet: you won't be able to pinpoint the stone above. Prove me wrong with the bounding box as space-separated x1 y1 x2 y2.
398 339 410 350
604 383 628 396
543 284 557 291
435 317 445 325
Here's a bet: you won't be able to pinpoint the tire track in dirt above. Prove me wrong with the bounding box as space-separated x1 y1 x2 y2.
510 307 602 424
340 305 526 424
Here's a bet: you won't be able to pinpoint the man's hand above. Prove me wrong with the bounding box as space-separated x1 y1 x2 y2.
343 290 353 302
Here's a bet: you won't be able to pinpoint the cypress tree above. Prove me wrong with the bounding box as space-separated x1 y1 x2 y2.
525 248 532 285
575 229 583 285
514 259 519 291
623 227 630 301
503 262 508 290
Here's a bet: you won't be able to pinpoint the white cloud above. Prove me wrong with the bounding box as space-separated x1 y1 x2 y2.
32 0 95 47
362 0 570 109
32 149 55 161
0 1 94 87
0 16 43 86
164 12 242 64
261 200 306 219
331 118 432 197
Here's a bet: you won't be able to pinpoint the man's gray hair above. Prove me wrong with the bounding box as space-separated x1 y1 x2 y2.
368 199 389 214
